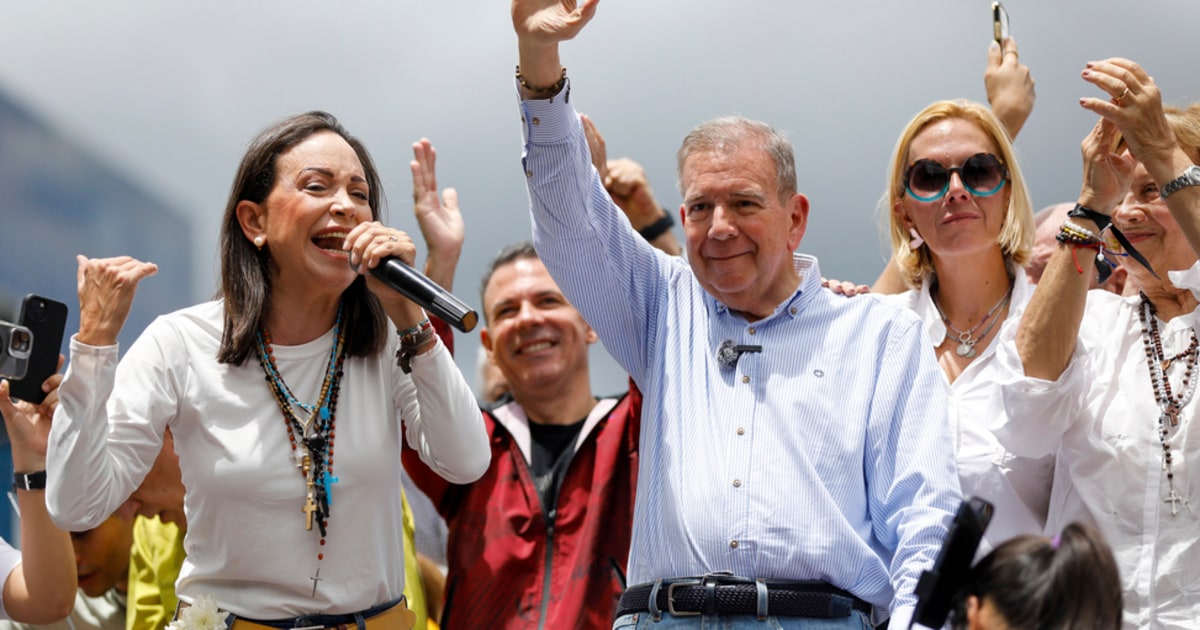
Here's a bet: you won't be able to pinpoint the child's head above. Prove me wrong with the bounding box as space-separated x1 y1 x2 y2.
953 522 1122 629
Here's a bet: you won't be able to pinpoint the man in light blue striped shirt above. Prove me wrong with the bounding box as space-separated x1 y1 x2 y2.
511 4 961 628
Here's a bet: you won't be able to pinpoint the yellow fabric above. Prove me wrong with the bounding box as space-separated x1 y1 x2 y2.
125 517 185 630
401 487 428 629
123 496 425 629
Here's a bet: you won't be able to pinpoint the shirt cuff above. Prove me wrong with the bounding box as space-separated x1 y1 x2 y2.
516 78 577 146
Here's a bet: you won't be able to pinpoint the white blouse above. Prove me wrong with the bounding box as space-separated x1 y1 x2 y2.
46 300 489 618
879 271 1054 553
993 263 1200 628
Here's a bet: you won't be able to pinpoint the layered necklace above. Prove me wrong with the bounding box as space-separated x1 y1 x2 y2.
932 280 1013 359
1138 294 1198 516
255 303 347 594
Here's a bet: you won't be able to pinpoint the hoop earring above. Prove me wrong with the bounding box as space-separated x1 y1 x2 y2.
907 228 924 251
253 236 265 250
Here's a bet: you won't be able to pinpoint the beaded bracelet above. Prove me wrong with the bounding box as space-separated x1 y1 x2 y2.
515 65 568 97
1060 219 1098 242
397 318 432 341
396 319 436 374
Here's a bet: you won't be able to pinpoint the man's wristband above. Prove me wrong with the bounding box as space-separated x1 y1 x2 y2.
638 212 675 242
12 470 46 491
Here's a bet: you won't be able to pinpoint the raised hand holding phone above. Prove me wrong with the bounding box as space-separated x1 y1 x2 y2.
7 294 68 404
985 3 1034 139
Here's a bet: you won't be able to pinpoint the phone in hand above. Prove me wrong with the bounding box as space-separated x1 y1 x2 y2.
7 294 69 404
0 321 33 381
992 2 1010 45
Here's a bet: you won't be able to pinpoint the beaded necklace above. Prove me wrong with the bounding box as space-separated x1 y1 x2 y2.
932 281 1013 359
255 303 347 594
1137 294 1198 516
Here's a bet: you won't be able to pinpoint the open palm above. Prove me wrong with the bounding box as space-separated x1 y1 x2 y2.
512 0 599 46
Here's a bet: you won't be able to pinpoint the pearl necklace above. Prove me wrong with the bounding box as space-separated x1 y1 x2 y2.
1137 294 1198 516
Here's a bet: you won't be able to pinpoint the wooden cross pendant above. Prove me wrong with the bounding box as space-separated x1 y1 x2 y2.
303 493 318 531
301 454 316 531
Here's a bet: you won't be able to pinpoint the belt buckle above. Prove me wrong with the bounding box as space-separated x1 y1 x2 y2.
666 579 703 617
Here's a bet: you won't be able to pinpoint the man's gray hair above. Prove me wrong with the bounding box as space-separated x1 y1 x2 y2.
676 116 797 202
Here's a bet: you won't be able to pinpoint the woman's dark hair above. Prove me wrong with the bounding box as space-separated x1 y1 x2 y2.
952 522 1123 629
216 111 388 364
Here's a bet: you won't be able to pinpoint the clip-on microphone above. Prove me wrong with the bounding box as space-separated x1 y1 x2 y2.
716 339 762 370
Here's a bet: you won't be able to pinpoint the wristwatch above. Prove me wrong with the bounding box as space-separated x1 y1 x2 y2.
12 470 46 491
1160 165 1200 199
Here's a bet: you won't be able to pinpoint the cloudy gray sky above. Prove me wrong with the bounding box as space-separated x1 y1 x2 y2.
2 1 1198 394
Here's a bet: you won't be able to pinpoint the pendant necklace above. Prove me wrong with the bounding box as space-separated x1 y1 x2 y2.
255 302 347 594
1137 293 1198 517
932 281 1013 359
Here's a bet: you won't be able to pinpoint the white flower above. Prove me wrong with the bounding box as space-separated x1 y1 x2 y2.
166 595 230 630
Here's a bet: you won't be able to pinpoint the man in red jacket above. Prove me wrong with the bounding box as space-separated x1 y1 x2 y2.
402 136 677 628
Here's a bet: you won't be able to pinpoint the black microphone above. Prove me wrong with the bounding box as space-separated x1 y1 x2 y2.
910 496 994 629
716 339 762 370
367 257 479 332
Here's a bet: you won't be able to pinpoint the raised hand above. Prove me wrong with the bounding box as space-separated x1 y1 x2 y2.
411 139 464 264
606 158 663 229
985 37 1035 139
0 356 63 461
513 0 599 92
512 0 599 49
76 255 159 347
1078 118 1135 215
1080 58 1176 167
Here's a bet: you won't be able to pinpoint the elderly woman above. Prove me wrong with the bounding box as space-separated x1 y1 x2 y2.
879 99 1052 551
996 59 1200 627
44 111 490 628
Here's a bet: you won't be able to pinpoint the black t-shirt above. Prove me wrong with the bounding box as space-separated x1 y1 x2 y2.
528 418 587 513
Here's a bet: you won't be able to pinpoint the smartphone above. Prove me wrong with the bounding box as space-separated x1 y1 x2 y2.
992 2 1010 45
0 321 33 381
7 294 68 404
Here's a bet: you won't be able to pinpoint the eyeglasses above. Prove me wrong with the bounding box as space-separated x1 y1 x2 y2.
904 153 1009 202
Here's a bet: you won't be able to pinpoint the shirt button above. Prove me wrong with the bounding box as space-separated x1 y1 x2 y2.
730 540 739 549
747 327 756 335
531 117 541 126
789 307 798 315
525 170 534 178
732 479 742 488
736 427 745 436
741 375 750 384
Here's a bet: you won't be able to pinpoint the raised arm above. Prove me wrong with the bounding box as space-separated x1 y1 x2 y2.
1081 58 1200 256
581 113 683 256
0 371 77 623
513 0 598 99
985 37 1035 140
1017 97 1134 380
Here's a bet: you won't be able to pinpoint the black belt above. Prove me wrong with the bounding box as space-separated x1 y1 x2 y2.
615 576 873 619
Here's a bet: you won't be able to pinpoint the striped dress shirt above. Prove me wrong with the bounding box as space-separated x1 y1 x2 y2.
518 90 960 627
